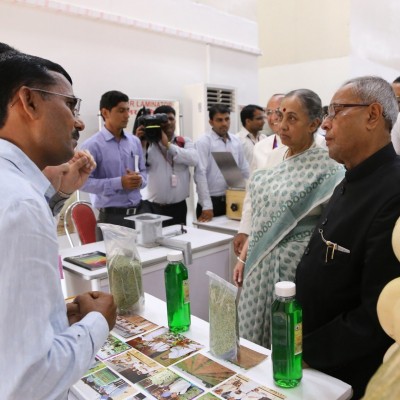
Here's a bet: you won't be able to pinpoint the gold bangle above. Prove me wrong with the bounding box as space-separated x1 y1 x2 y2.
237 256 246 265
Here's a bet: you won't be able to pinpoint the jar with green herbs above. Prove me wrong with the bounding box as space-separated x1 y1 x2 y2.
107 253 143 315
98 223 144 315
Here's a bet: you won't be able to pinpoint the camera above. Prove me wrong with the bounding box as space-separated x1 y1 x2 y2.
137 113 168 143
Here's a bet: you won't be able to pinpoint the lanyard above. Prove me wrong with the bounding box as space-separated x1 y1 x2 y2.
156 142 174 173
247 133 258 146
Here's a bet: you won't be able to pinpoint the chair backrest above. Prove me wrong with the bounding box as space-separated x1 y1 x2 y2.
64 201 96 246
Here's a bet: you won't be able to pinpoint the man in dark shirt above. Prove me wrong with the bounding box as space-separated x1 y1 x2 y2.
296 76 400 399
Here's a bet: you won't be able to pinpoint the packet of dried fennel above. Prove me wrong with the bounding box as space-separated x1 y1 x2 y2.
99 223 144 315
207 271 239 361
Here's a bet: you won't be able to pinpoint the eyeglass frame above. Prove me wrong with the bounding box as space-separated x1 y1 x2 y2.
323 103 371 121
11 87 82 117
265 108 280 117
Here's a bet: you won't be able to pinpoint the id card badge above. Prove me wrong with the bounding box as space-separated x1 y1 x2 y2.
171 174 178 187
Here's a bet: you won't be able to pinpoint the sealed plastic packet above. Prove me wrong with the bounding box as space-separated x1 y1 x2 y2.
98 223 144 315
207 271 239 361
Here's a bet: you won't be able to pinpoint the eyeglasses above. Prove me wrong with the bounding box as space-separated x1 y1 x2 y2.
29 88 81 117
323 103 370 121
11 87 82 117
266 109 280 116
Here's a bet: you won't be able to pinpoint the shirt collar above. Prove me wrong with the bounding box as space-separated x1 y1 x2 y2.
211 129 231 141
101 126 126 142
345 142 397 182
237 128 251 139
239 127 262 142
0 139 52 197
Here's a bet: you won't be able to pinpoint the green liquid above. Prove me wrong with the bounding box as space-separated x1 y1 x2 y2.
271 296 302 388
164 261 191 332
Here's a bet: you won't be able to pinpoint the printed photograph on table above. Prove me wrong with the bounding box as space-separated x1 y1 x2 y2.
97 333 132 360
137 368 204 400
80 359 108 378
127 327 204 367
129 391 156 400
113 315 160 338
212 374 285 400
196 393 221 400
106 348 164 384
173 353 237 388
72 365 137 400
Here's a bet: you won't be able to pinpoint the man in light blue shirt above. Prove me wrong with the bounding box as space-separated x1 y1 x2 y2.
80 91 148 239
0 45 116 399
195 104 249 222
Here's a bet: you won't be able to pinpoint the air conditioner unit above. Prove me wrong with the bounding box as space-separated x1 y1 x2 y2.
183 83 237 141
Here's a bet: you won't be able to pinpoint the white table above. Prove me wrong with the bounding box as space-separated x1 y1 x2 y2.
70 293 352 400
61 226 233 321
193 215 240 236
193 216 241 273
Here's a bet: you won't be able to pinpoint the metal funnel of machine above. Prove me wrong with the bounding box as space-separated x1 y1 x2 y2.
125 213 192 265
125 213 171 247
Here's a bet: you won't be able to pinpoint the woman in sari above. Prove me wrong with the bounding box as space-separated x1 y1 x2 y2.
233 89 345 348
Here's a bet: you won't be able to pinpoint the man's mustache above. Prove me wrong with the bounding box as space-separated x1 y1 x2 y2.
72 129 80 141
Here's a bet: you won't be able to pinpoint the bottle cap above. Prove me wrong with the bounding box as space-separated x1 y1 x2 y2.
275 281 296 297
167 250 183 262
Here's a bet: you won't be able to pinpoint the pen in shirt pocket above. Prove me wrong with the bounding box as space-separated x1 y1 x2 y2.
128 151 139 172
134 154 139 172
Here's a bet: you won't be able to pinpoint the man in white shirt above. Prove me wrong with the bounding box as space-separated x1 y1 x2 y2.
135 105 198 226
195 104 249 222
0 45 116 399
236 104 266 165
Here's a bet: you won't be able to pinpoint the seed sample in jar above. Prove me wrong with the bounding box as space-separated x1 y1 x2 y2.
207 271 239 361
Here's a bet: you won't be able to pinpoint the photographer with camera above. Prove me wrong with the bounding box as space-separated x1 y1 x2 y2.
135 105 198 227
80 90 148 239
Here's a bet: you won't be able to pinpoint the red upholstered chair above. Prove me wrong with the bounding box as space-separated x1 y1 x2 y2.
64 201 97 247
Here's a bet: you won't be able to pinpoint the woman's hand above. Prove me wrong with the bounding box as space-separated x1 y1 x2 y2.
233 239 249 287
233 261 245 287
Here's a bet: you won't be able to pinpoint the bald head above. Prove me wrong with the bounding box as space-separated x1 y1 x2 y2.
266 94 284 133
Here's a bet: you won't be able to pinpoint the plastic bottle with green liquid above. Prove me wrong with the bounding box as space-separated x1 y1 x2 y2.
164 250 191 332
271 281 303 388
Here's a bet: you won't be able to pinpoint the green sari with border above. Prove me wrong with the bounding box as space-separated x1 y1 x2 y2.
238 146 345 348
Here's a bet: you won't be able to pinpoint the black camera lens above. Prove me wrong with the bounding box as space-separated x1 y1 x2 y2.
137 113 168 143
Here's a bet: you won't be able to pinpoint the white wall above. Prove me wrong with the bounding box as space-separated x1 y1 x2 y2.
349 0 400 81
3 0 400 135
259 57 350 106
0 0 260 141
256 0 351 106
257 0 400 106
